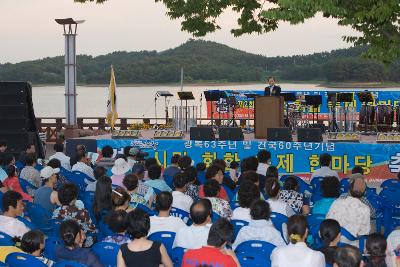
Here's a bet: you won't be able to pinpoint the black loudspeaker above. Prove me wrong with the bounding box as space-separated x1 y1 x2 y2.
190 127 215 141
297 128 323 142
218 127 244 141
267 128 292 142
65 139 98 158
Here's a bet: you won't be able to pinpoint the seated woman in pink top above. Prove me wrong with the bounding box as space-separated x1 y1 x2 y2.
111 158 131 187
4 165 33 202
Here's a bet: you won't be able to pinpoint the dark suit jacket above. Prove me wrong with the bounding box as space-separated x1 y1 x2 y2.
264 85 281 96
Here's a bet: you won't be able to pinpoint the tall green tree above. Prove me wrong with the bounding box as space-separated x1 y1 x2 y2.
74 0 400 63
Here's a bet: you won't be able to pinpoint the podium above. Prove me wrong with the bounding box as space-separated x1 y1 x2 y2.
254 96 284 139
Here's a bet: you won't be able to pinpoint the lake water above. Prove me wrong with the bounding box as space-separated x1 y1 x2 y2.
31 83 397 118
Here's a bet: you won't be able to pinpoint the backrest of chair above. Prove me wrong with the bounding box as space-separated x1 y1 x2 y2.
44 236 63 262
232 220 249 240
197 171 206 185
48 219 63 237
340 227 357 242
19 178 38 193
222 185 234 201
134 203 157 216
380 188 400 207
340 178 350 193
270 212 288 234
172 247 187 267
163 175 174 189
17 216 37 230
310 176 324 191
92 242 120 267
170 207 192 225
381 179 400 190
236 253 271 267
53 260 88 267
152 187 162 195
211 212 221 223
0 231 14 246
6 252 47 267
234 240 276 255
26 202 52 230
148 231 176 257
72 171 95 183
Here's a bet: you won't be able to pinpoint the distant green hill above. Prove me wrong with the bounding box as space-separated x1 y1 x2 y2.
0 39 398 84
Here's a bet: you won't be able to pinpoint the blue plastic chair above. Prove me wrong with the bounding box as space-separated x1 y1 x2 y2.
6 252 47 267
229 201 240 210
340 178 350 193
222 185 234 201
34 164 44 171
163 175 174 189
44 236 63 261
99 217 115 238
48 219 63 237
148 231 176 257
17 216 37 230
19 178 38 194
310 176 325 192
0 231 14 246
380 188 400 236
236 252 271 267
134 202 157 216
72 171 96 183
270 212 288 242
53 261 88 267
92 242 120 267
170 207 192 225
211 211 222 223
172 247 187 267
232 220 249 241
25 202 52 234
152 187 162 195
197 171 206 185
381 179 400 190
59 167 73 179
0 261 7 266
366 191 384 232
235 240 276 256
15 161 24 171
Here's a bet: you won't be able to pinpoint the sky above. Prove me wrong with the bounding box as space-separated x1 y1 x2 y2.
0 0 359 64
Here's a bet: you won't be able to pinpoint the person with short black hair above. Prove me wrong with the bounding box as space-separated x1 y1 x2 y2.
278 175 310 215
145 164 172 192
178 155 192 171
49 142 71 170
229 161 240 182
233 199 285 250
72 153 94 179
20 154 41 189
53 183 97 247
311 153 339 179
96 145 115 168
257 150 271 176
123 174 150 207
333 245 362 267
182 218 240 267
203 179 232 219
70 144 87 167
103 210 131 245
174 199 213 249
85 166 106 192
3 165 33 201
232 181 260 222
34 166 60 212
149 192 186 235
56 219 103 267
183 166 200 201
172 172 193 213
199 165 229 201
145 158 159 171
18 143 36 165
312 176 341 216
327 176 371 246
318 219 341 265
163 154 181 179
352 165 365 175
271 214 325 267
117 209 173 267
0 191 30 238
265 178 295 217
21 230 54 266
364 233 387 267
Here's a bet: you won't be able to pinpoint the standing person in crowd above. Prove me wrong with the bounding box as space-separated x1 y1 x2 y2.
93 176 113 221
312 176 341 216
0 191 30 238
199 165 229 200
149 192 186 235
117 209 173 267
264 76 281 96
19 154 41 188
183 166 200 201
163 154 181 179
18 143 36 165
49 143 71 170
233 199 286 250
3 165 32 201
123 174 150 207
110 158 131 187
53 183 97 247
70 144 86 167
257 150 271 176
311 153 339 179
145 164 172 192
129 163 155 203
178 155 192 171
34 166 60 212
203 179 232 219
364 233 387 267
56 219 104 267
21 230 54 266
229 161 240 183
232 181 260 222
333 246 363 267
86 166 106 192
72 153 95 179
278 176 310 215
172 172 193 213
265 178 295 217
96 145 115 169
327 176 371 245
182 218 240 267
174 199 212 249
271 214 325 267
103 210 131 245
318 219 341 266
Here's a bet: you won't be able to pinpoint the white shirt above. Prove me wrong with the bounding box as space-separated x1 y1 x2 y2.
271 242 325 267
387 230 400 267
327 196 371 242
173 224 211 249
0 215 30 238
231 207 251 222
72 162 95 179
257 162 270 176
267 199 295 217
311 166 339 179
232 219 286 250
149 215 187 236
172 191 193 213
49 152 71 170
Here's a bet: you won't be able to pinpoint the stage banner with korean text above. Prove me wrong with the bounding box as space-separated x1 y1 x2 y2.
205 90 400 120
97 139 400 181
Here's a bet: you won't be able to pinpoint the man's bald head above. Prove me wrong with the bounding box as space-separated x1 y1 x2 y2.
190 199 212 225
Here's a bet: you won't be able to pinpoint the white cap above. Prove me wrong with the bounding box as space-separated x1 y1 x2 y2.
40 166 60 179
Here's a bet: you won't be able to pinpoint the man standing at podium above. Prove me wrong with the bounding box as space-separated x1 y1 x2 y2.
264 77 281 96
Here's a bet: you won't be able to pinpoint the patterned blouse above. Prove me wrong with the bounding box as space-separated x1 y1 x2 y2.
129 192 147 206
185 183 200 201
52 205 97 247
278 189 306 213
206 197 232 219
102 234 131 245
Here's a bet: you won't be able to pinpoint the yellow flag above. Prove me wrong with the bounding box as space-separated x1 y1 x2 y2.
106 65 118 129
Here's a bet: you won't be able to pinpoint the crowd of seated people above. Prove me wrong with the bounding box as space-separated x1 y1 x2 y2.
1 140 400 267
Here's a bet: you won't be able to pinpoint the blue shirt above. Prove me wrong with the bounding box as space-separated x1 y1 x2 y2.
34 186 56 212
312 198 336 216
163 166 181 179
55 246 104 267
144 179 172 192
